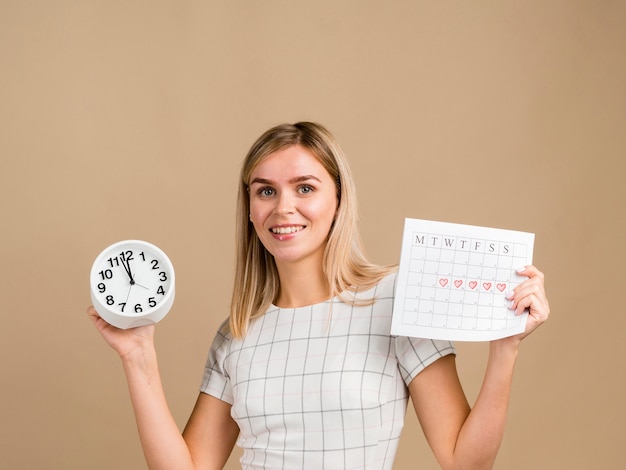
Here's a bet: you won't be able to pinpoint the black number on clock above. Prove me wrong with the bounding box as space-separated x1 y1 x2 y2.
159 272 167 281
99 269 113 280
97 282 106 293
134 304 143 313
106 295 114 305
151 259 160 270
118 302 126 312
148 297 157 308
157 286 165 295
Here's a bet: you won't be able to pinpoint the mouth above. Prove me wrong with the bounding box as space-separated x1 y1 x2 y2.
270 225 305 235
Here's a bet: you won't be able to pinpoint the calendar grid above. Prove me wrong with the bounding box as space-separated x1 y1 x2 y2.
392 219 534 342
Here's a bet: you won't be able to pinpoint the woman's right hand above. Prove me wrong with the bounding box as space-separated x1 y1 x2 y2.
87 306 156 359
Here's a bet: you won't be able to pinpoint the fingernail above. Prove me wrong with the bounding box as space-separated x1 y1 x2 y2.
516 266 527 273
506 291 515 300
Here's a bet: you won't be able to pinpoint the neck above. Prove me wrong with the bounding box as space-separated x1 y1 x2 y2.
274 259 331 308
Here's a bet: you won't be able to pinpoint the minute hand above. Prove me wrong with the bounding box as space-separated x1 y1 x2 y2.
120 252 136 285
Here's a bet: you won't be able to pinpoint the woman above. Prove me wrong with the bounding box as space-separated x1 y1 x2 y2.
88 122 550 469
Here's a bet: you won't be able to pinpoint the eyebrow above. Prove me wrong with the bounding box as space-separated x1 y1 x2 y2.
249 175 322 185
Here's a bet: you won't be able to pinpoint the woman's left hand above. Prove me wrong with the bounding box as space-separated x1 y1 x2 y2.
500 265 550 345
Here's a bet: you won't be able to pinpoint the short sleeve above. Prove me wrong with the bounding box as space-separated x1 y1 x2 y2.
394 336 456 385
200 320 234 404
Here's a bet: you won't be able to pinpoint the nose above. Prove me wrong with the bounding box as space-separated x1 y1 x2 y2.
274 191 295 215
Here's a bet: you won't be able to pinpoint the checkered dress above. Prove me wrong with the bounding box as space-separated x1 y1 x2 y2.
201 273 455 469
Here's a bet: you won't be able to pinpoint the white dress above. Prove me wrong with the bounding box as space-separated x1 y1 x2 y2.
201 273 455 469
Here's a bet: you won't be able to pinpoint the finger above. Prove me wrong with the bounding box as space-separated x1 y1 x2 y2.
515 287 550 318
522 297 550 325
512 278 546 301
87 306 114 331
515 265 545 282
87 306 99 321
507 269 546 309
508 289 547 316
514 293 536 316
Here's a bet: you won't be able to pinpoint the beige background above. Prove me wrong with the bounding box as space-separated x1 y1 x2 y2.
1 1 624 469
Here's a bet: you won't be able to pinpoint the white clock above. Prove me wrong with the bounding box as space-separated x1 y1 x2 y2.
89 240 175 329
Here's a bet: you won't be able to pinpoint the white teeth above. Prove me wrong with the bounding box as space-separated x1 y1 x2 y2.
271 226 304 234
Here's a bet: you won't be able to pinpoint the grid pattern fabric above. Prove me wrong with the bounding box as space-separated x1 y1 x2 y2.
201 273 455 469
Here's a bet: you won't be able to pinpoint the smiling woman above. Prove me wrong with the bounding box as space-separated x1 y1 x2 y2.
230 122 396 338
88 122 550 470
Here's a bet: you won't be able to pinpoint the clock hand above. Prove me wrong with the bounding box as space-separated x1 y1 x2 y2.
126 257 136 286
119 252 130 277
120 252 136 285
124 285 133 305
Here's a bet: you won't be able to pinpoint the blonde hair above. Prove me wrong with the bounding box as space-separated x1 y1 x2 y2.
229 122 395 338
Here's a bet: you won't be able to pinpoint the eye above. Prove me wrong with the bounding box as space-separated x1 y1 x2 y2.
298 185 314 195
257 187 275 197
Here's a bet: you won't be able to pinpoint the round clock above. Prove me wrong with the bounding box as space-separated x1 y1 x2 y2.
89 240 175 329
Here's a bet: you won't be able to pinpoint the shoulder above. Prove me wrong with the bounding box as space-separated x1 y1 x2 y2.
214 317 232 340
349 269 399 301
377 270 399 295
208 318 233 355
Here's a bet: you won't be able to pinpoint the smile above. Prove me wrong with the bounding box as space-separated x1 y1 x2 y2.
270 225 305 234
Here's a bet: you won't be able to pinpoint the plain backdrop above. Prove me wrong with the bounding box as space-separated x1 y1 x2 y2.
1 1 625 469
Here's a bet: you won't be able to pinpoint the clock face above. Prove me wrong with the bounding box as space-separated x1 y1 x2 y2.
90 240 175 328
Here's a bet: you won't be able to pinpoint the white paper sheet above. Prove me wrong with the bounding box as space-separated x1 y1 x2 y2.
391 219 535 341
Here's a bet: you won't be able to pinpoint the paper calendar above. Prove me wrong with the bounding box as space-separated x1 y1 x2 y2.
391 218 534 341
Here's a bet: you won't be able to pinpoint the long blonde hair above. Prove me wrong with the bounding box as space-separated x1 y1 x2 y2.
229 122 395 338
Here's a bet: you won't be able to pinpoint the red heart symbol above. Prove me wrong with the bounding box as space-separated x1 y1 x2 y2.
454 280 463 288
496 283 507 292
469 281 478 289
439 278 449 287
483 282 492 290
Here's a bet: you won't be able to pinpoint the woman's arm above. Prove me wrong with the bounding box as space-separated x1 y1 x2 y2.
410 343 517 469
183 393 240 468
409 265 550 469
88 307 239 470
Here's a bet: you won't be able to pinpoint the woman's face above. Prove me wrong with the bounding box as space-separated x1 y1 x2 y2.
248 144 338 270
